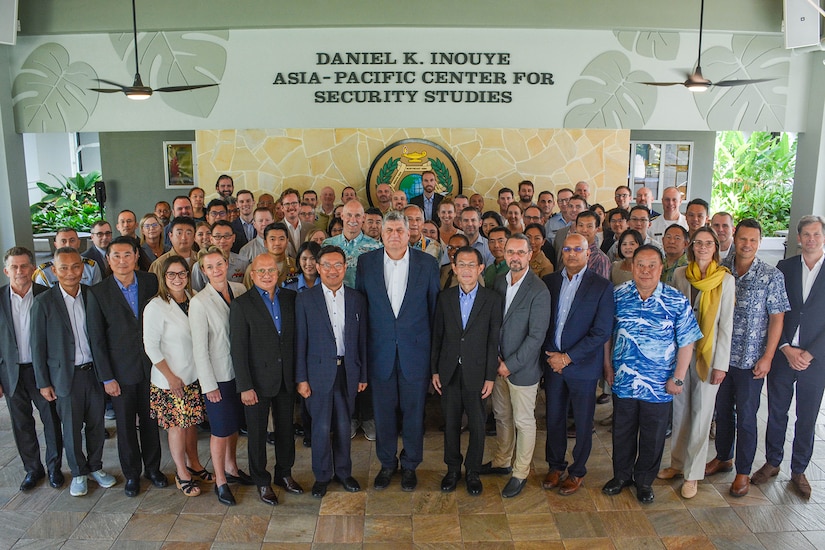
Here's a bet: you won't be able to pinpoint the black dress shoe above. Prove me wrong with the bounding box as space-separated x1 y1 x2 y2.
302 437 311 448
665 425 673 439
144 471 168 488
335 476 361 492
48 470 64 489
225 470 254 486
502 476 527 498
401 468 417 492
441 471 461 492
602 478 634 495
466 472 483 496
636 485 655 503
258 485 278 505
238 427 248 436
479 461 512 475
596 393 611 404
311 481 329 498
266 432 276 445
374 467 396 490
215 483 236 506
294 423 305 437
124 478 140 497
274 475 304 494
20 471 45 492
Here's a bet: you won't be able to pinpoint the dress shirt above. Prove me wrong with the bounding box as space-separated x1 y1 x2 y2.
792 253 824 346
586 241 611 280
238 237 267 262
459 283 479 330
241 218 255 241
504 270 527 316
555 267 586 349
322 283 346 356
10 285 33 363
59 286 94 365
255 285 282 333
286 220 302 253
115 276 139 318
423 194 434 220
649 213 687 245
468 234 495 267
383 247 410 318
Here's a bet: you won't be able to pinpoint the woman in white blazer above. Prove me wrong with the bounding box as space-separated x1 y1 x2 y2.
143 255 208 497
658 226 735 499
189 246 249 506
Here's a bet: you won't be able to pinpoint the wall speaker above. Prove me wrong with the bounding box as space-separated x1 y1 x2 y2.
0 0 18 46
785 0 821 49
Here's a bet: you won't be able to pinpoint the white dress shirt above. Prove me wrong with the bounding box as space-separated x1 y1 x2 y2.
59 286 94 365
10 285 33 363
792 252 824 346
322 283 346 356
504 270 527 316
383 247 410 318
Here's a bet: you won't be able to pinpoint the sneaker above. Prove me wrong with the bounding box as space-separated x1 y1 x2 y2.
350 419 360 439
70 475 87 496
90 469 117 488
362 419 376 441
104 407 116 421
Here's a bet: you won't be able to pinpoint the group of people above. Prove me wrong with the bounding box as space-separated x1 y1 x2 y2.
1 171 822 513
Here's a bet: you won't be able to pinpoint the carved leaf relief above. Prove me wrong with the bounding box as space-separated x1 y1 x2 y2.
615 31 680 61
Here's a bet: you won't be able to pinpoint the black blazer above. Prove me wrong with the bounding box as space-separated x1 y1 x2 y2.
0 283 47 396
776 255 825 362
410 193 443 225
82 246 111 278
231 218 253 253
431 285 502 391
31 284 91 397
86 272 159 385
230 287 296 397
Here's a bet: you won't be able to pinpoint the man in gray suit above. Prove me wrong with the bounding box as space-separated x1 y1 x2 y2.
0 247 63 491
481 233 551 498
31 248 117 497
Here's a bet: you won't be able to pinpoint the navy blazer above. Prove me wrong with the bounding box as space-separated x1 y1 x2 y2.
542 269 614 380
86 272 158 385
355 247 440 382
295 285 367 400
776 255 825 364
410 193 443 225
0 283 47 396
31 284 92 397
231 218 252 253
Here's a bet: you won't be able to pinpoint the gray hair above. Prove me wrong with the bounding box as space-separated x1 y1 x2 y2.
383 209 409 229
797 215 825 235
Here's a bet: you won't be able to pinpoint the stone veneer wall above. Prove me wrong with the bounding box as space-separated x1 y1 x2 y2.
196 128 630 206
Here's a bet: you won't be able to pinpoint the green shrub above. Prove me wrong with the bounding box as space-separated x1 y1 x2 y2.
30 171 102 234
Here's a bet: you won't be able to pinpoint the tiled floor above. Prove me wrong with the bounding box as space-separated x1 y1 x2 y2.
0 386 822 549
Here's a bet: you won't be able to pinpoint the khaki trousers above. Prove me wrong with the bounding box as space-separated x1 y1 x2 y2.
491 376 538 480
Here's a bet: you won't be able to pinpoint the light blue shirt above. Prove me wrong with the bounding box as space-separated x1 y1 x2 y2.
115 276 139 318
255 285 282 333
459 283 479 330
555 267 585 350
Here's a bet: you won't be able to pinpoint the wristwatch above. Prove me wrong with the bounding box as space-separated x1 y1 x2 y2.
671 377 684 386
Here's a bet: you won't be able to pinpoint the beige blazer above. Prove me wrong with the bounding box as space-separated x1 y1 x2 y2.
189 282 247 393
671 266 735 374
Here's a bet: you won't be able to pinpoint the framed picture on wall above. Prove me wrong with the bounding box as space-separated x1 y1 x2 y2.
163 141 197 188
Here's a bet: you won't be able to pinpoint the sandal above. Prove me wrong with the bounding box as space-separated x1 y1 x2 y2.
175 474 201 497
186 466 214 483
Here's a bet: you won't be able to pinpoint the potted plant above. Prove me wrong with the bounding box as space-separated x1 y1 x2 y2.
30 171 102 236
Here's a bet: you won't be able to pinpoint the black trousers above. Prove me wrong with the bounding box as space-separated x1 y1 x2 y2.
307 364 354 482
56 369 105 476
111 377 161 479
6 364 62 475
440 365 486 474
611 395 670 488
245 381 295 486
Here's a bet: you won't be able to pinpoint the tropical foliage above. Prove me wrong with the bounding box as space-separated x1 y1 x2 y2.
30 171 102 234
712 131 795 237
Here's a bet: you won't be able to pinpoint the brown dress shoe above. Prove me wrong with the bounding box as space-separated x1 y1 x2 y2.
791 473 812 499
657 467 683 480
559 475 584 496
750 463 780 485
705 458 733 476
258 485 278 505
542 469 564 490
729 473 750 497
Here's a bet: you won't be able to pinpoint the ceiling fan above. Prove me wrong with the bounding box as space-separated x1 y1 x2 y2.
90 0 219 100
638 0 775 92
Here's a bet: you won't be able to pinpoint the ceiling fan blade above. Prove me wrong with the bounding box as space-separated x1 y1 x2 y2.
154 83 220 93
89 88 126 93
95 78 130 91
713 78 777 87
638 82 686 86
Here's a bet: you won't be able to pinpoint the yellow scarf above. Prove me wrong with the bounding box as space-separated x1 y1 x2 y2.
685 261 729 381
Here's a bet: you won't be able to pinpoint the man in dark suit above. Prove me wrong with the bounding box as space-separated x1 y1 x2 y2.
355 210 440 491
231 190 256 253
752 215 825 499
86 237 165 497
31 247 116 497
0 247 63 491
432 246 502 495
296 245 368 497
542 233 614 495
410 170 443 225
482 233 551 498
231 253 302 506
82 220 113 278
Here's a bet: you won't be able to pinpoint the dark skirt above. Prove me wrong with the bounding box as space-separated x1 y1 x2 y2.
150 381 205 429
203 378 244 437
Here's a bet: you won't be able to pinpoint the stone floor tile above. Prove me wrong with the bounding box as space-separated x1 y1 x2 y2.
363 515 412 543
554 511 607 539
459 512 511 541
599 510 657 538
312 514 364 544
23 510 86 539
165 513 222 542
117 513 177 541
411 514 461 543
215 513 269 543
507 512 560 540
317 491 366 515
263 513 317 543
70 511 131 540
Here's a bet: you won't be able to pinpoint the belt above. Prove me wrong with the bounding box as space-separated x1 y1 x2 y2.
75 362 94 371
18 362 33 369
336 356 344 366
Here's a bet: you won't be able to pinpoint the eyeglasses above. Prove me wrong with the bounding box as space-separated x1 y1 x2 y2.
562 246 585 253
455 262 478 269
92 231 113 237
692 240 716 249
208 211 227 218
505 249 529 256
629 217 649 223
143 223 160 229
253 268 278 275
281 201 299 208
615 193 631 198
165 271 188 280
319 262 345 270
211 234 234 241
